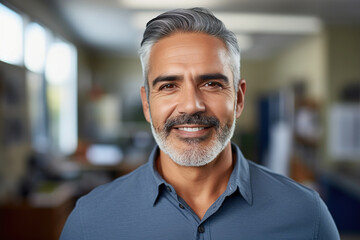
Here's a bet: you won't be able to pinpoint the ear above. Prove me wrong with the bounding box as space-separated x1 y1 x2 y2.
235 79 246 118
140 86 151 123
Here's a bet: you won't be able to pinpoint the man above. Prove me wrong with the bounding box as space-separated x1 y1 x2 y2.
61 8 339 239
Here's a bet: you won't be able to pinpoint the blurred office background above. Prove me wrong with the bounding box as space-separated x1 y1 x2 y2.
0 0 359 239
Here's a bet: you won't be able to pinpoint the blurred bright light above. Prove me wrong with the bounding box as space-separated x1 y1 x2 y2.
25 22 47 73
46 40 78 155
0 3 23 65
86 144 123 166
120 0 218 9
329 104 360 161
216 13 322 34
45 42 73 85
132 12 322 35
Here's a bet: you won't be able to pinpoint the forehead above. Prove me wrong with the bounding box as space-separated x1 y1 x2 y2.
148 32 230 79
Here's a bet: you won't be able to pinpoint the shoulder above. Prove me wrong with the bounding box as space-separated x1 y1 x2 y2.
248 161 319 220
248 160 317 201
70 162 156 229
78 163 152 208
60 163 155 240
247 161 339 239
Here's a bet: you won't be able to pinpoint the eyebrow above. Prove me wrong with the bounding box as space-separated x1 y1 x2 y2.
199 73 229 83
151 73 229 87
152 75 182 87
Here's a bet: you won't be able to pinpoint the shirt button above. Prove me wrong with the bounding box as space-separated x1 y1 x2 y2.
166 186 172 192
179 203 185 209
198 225 205 233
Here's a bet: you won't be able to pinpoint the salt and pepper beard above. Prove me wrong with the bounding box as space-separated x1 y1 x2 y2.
149 108 237 167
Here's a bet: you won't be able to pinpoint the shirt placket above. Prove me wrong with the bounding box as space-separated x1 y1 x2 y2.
163 184 212 240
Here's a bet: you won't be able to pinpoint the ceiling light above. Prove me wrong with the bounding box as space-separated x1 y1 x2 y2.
119 0 219 9
216 13 322 34
132 12 322 35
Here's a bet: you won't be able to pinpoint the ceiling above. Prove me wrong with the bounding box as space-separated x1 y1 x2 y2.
25 0 360 59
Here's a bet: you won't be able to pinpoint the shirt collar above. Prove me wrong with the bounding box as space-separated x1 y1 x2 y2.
228 143 253 205
147 146 166 205
147 143 253 206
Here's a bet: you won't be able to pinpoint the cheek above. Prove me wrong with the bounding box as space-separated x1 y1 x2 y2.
207 97 235 124
149 98 177 126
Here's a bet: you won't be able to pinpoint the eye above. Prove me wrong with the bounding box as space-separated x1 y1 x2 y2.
159 83 177 91
204 81 223 89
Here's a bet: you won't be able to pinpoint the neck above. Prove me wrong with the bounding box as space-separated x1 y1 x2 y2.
156 142 234 220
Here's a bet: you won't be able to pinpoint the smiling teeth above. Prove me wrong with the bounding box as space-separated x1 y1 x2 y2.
178 127 205 132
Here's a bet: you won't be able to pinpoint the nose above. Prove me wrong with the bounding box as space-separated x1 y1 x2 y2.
176 84 206 115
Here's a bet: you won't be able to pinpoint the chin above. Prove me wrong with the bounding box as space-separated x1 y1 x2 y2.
161 137 230 167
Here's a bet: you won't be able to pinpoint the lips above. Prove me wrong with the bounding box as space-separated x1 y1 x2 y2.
177 126 206 132
172 125 213 140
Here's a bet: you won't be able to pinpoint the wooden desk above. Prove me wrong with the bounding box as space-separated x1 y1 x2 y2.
0 197 74 240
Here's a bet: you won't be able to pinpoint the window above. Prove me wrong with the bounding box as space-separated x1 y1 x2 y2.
0 3 23 65
0 3 78 155
24 22 48 73
45 40 78 155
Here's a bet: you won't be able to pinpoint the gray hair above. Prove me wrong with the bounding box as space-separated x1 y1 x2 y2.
139 7 241 100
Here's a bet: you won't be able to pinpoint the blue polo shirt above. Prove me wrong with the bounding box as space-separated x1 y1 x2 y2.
61 144 339 240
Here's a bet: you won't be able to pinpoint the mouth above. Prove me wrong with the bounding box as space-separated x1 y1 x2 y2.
163 113 220 138
172 125 213 139
176 126 207 132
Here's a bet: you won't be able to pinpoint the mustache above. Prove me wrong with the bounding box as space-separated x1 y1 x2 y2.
164 113 220 134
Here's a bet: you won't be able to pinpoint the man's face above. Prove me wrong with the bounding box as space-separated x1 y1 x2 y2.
141 32 245 166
